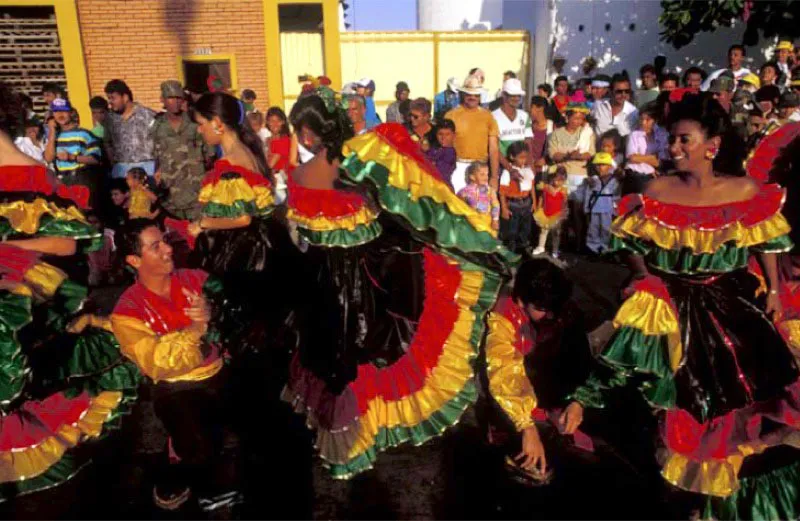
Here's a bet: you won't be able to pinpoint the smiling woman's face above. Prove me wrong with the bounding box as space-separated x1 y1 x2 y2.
669 119 718 172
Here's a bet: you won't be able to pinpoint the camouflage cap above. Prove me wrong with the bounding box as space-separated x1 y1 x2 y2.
161 80 184 99
708 75 735 94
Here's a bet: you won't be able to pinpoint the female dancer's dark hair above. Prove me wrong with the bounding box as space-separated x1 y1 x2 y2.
666 92 746 176
0 81 24 137
513 258 573 315
193 92 271 180
289 94 354 164
266 106 291 137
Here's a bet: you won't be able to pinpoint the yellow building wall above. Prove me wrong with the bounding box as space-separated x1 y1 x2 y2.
340 31 530 118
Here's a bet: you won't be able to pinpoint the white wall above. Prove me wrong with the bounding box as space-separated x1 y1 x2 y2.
418 0 503 30
503 0 778 88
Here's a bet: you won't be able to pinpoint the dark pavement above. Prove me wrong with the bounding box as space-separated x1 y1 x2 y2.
2 254 696 520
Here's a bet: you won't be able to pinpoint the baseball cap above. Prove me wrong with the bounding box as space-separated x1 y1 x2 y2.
777 40 794 52
739 73 760 89
160 80 184 99
502 78 525 96
356 77 372 87
396 81 410 92
592 152 616 167
50 98 72 112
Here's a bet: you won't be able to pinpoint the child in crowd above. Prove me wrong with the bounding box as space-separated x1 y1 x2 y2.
14 119 46 163
126 167 159 220
107 179 130 231
584 152 620 254
266 107 296 204
457 161 500 231
597 130 625 170
532 167 569 258
426 120 457 188
247 110 271 155
499 141 535 253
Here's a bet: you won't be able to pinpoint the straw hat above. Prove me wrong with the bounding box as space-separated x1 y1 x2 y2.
459 75 484 95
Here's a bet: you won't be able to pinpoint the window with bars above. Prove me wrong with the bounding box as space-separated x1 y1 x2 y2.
0 6 66 115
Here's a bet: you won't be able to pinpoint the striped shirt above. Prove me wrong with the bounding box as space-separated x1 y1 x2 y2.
55 128 101 173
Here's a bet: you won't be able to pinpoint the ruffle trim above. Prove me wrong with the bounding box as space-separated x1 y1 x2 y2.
341 125 515 263
660 379 800 497
0 291 33 406
198 179 274 218
611 276 682 372
199 160 274 218
745 121 800 185
533 207 566 229
282 249 502 478
611 209 791 255
0 391 122 487
0 165 90 209
0 198 89 236
286 175 378 220
703 458 800 520
295 221 383 248
286 203 380 233
617 183 785 230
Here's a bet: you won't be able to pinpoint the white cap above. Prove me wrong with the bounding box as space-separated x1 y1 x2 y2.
341 82 358 95
502 78 525 96
447 77 459 91
356 77 372 87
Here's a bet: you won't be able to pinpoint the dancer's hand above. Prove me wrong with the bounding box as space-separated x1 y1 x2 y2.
559 402 584 434
517 425 547 474
766 291 783 321
183 289 210 335
187 221 202 237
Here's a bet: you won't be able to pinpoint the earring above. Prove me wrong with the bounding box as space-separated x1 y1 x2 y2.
705 147 718 160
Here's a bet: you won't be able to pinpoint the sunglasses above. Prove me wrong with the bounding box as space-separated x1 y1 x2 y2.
409 113 423 120
615 89 632 94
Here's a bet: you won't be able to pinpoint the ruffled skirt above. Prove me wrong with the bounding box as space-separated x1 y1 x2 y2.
282 240 503 478
593 269 800 518
0 247 139 501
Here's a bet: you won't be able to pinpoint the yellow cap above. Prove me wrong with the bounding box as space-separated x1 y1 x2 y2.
777 40 794 52
592 152 615 166
740 73 760 88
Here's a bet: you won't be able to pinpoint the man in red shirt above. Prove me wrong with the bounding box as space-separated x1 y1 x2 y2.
111 219 238 514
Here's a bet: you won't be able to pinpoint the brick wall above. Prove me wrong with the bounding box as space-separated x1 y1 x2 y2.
76 0 269 112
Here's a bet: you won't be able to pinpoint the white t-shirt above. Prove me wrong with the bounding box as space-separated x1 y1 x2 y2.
492 108 534 155
14 136 45 163
500 166 535 192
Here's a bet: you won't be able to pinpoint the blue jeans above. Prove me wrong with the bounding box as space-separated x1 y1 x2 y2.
586 212 613 253
111 160 155 179
500 196 533 252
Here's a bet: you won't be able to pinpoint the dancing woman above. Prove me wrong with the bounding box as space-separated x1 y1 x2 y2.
281 86 546 479
183 92 300 351
0 82 139 501
568 93 800 519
